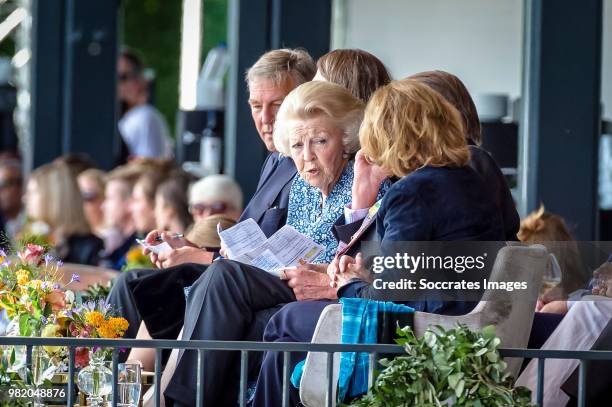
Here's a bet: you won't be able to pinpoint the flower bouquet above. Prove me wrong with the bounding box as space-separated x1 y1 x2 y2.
0 242 129 404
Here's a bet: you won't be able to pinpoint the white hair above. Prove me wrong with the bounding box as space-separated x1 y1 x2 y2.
273 81 364 157
189 174 243 210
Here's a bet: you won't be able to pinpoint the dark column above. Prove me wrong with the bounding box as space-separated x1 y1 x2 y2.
29 0 120 171
225 0 332 201
62 0 121 170
225 0 271 202
519 0 602 240
270 0 332 57
30 0 65 169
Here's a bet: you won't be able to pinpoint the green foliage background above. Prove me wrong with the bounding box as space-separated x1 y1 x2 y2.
121 0 227 135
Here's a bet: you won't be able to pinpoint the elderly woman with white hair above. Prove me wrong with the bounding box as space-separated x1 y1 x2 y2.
273 80 369 261
188 174 243 222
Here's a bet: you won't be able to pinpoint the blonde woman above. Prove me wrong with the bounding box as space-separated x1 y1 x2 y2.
24 161 104 265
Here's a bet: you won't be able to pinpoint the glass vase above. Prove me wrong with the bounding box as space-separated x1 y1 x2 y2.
77 349 113 407
31 346 58 407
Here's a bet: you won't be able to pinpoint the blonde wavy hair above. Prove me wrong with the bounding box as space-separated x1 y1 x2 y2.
518 204 574 242
29 161 91 242
359 78 470 178
273 81 364 157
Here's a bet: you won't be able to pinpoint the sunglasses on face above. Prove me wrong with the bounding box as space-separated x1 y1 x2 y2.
117 71 138 82
189 202 228 215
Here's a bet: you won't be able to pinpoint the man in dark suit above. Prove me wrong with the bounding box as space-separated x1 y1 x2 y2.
107 48 316 341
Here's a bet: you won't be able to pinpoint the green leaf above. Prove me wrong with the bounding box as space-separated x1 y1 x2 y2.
455 379 465 398
19 314 30 336
448 372 463 388
486 352 499 363
424 331 437 347
481 325 496 339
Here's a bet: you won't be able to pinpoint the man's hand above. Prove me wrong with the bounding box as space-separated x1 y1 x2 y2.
283 265 337 301
352 150 389 210
156 247 214 269
144 230 196 265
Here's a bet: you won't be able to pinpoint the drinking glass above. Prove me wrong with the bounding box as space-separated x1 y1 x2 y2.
117 362 142 407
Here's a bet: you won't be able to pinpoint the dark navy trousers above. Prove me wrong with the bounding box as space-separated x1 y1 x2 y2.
252 300 337 407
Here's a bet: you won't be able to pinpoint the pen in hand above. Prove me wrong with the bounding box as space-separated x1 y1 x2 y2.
154 233 184 242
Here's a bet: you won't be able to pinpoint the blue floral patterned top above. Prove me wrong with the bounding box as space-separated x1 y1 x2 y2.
287 163 390 263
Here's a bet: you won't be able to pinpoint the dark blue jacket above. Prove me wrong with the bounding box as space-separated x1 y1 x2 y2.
468 145 519 241
339 165 505 315
239 152 297 237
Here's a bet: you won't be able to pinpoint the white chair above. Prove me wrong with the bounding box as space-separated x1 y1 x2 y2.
299 244 549 407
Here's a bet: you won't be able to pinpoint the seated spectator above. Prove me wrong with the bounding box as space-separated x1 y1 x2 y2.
77 168 108 239
253 78 504 407
155 177 193 234
188 174 243 222
131 170 170 237
409 70 520 240
0 159 25 243
23 161 104 265
519 205 589 311
100 164 143 269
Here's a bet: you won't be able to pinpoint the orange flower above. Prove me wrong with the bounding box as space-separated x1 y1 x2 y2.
97 317 129 338
85 311 105 327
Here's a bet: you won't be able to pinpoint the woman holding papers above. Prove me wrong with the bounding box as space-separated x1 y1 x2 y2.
274 80 389 263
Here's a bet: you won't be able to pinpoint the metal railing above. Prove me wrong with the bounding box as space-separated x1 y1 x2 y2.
0 337 611 407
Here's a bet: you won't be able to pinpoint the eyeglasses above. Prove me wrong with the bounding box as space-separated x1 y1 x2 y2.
81 191 101 203
189 202 228 215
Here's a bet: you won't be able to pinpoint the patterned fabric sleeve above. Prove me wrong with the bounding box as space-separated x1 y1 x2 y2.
287 164 355 263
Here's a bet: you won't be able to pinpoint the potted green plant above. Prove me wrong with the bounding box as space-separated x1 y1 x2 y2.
348 325 534 407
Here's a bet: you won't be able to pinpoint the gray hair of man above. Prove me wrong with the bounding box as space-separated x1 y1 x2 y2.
273 81 364 157
245 48 316 89
189 174 243 211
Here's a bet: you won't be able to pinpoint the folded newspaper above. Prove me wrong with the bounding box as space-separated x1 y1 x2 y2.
218 218 324 276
